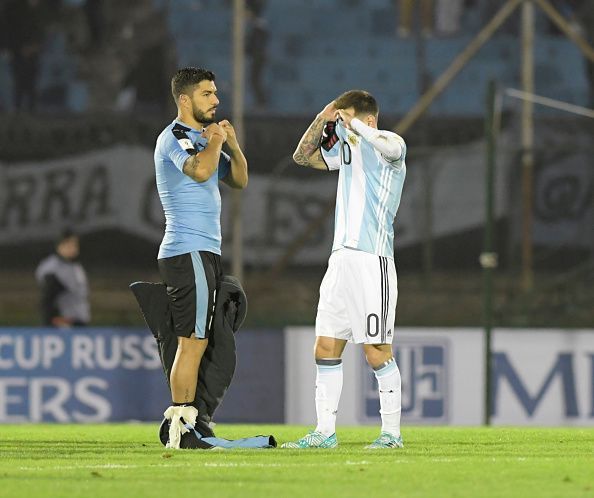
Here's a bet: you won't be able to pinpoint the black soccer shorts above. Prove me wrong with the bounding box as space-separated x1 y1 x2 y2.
157 251 222 339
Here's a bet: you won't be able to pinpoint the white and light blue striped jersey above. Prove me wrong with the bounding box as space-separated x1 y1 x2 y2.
320 120 406 259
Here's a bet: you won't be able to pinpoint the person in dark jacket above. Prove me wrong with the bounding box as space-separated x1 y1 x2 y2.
0 0 46 112
35 229 90 328
246 0 269 107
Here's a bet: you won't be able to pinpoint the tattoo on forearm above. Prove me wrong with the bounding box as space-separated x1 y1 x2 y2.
312 150 323 165
182 154 200 177
293 115 326 165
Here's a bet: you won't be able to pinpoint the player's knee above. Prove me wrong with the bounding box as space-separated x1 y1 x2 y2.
314 338 337 359
364 346 392 369
314 343 331 359
177 336 207 357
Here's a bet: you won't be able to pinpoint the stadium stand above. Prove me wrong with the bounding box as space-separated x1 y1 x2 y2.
164 0 589 115
0 0 588 115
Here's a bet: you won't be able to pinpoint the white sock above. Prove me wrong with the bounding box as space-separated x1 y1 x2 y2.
374 358 401 437
314 358 343 437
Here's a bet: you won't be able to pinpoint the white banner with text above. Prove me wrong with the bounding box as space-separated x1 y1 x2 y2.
284 327 594 426
0 142 510 264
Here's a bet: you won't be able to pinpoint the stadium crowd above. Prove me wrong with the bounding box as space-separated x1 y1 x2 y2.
1 0 593 114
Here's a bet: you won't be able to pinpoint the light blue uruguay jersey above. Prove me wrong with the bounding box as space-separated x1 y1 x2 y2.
321 120 406 259
155 119 231 259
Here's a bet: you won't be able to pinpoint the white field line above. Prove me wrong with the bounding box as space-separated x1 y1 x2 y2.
14 459 476 472
15 460 382 472
13 456 545 472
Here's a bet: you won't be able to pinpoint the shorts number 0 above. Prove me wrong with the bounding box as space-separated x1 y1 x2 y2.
366 313 379 337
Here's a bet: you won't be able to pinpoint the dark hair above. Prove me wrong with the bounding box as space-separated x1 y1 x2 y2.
334 90 379 117
171 67 216 102
56 227 77 246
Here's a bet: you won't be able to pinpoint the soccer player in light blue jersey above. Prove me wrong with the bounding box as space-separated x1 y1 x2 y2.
154 67 248 449
282 90 406 450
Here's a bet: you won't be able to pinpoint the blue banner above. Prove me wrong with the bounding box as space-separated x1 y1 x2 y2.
0 327 170 422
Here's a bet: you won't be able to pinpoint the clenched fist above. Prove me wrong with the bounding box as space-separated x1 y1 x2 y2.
218 120 240 150
203 123 227 142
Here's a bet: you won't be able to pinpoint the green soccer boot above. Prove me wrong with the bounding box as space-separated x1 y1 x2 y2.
365 432 404 449
281 431 338 449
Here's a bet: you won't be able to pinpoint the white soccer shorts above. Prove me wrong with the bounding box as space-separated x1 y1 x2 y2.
315 248 398 344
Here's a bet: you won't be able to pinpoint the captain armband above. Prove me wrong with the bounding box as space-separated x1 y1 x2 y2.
320 121 340 151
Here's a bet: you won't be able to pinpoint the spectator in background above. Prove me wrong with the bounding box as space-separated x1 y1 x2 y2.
83 0 106 51
35 229 90 328
246 0 269 107
435 0 464 37
0 0 46 112
120 9 175 116
398 0 434 38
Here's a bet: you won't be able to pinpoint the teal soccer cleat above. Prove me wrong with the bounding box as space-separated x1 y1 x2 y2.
365 432 404 449
281 431 338 449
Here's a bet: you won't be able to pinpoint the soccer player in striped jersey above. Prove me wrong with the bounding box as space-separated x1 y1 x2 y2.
282 90 406 449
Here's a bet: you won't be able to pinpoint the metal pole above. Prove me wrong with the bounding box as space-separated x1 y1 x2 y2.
482 80 499 426
534 0 594 63
415 20 433 283
521 0 535 292
232 0 245 281
395 0 522 134
505 88 594 118
422 160 434 283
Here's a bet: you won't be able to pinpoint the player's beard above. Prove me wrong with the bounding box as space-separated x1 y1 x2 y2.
192 104 216 124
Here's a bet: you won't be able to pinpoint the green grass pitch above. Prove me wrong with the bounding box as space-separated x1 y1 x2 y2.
2 424 593 498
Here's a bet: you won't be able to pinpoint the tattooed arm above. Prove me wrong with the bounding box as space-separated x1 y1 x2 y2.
182 123 227 182
292 101 337 170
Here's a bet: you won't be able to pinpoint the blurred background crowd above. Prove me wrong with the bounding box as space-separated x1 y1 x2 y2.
0 0 592 330
1 0 593 114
